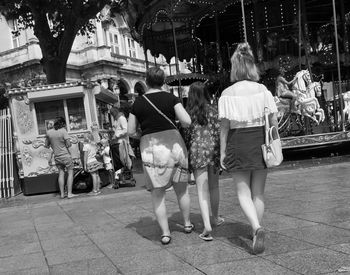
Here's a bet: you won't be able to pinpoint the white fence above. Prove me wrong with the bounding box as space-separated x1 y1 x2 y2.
0 108 15 198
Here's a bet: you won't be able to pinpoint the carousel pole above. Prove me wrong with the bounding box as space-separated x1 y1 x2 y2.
150 25 157 66
298 0 302 70
170 16 183 101
215 12 223 72
143 40 150 70
300 0 313 80
339 0 349 55
240 0 247 42
332 0 345 131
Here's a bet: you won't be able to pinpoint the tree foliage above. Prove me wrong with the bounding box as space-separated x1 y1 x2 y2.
0 0 122 83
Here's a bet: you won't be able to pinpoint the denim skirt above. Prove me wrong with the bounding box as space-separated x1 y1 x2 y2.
224 126 266 171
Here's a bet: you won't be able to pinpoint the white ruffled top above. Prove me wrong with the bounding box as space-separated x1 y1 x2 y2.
218 81 278 128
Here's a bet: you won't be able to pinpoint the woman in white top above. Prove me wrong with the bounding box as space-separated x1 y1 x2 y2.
218 43 278 254
110 106 129 180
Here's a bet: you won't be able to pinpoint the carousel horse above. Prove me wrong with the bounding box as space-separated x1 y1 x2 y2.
343 91 350 123
275 69 325 125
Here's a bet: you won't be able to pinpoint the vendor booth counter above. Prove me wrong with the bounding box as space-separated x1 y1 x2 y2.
7 81 118 195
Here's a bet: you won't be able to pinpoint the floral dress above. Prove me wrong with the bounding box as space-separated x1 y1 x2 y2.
185 104 220 172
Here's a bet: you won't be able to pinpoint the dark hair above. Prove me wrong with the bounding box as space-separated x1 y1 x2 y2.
120 102 130 117
146 67 165 88
110 107 120 119
186 82 211 126
110 103 129 119
53 117 66 130
230 42 260 82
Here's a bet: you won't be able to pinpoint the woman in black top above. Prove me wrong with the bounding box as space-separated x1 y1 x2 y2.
128 67 193 245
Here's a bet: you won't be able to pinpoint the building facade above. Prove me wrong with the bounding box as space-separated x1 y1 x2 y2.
0 13 154 97
0 12 166 196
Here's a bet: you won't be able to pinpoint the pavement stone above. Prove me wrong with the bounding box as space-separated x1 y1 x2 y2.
200 258 300 275
263 247 350 274
49 257 121 275
0 161 349 274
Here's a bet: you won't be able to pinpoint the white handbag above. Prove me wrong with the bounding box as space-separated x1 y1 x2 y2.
261 108 283 168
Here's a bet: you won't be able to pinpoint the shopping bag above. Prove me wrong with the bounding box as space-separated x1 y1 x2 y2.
261 125 283 168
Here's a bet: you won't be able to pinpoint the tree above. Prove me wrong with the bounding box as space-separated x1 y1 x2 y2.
0 0 121 84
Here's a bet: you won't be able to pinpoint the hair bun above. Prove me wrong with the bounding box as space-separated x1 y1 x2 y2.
238 43 250 55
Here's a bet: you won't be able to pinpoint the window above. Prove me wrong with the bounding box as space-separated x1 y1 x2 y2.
96 99 112 130
9 19 20 48
35 98 87 135
36 100 65 135
109 32 120 55
127 37 137 58
66 98 87 131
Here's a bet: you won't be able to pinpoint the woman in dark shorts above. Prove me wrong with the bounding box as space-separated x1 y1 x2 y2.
45 117 77 199
218 43 278 254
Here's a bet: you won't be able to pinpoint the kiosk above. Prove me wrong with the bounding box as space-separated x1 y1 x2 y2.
7 81 118 195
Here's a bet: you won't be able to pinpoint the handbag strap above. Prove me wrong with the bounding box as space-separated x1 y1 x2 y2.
142 95 178 129
260 84 271 146
264 107 270 146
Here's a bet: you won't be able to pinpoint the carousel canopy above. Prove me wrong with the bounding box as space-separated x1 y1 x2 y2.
118 0 242 62
118 0 350 65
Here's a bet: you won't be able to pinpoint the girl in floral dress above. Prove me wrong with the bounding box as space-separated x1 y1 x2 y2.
186 82 224 241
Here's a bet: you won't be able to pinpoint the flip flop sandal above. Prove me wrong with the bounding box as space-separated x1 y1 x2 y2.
215 217 225 227
161 235 171 245
199 233 213 241
252 227 265 254
184 224 195 234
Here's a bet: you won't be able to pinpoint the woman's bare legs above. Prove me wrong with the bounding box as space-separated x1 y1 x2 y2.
66 167 74 197
235 170 267 254
151 188 170 237
234 171 261 233
91 172 99 192
173 182 191 227
251 169 267 224
58 168 65 198
194 167 212 234
208 165 220 223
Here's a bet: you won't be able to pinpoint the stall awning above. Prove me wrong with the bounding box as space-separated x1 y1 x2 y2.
27 85 85 102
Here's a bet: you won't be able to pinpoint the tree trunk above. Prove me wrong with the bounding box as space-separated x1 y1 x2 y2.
41 57 67 84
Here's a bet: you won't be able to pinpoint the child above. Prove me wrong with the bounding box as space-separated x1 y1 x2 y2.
100 138 117 189
185 82 224 241
83 132 104 195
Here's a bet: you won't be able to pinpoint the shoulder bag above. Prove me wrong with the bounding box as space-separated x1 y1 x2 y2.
261 107 283 168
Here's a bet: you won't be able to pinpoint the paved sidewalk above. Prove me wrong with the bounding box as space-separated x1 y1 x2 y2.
0 162 349 274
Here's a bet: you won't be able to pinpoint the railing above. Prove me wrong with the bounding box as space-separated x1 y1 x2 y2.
0 108 15 198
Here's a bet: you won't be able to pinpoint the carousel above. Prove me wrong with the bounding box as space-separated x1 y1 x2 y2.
118 0 350 149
